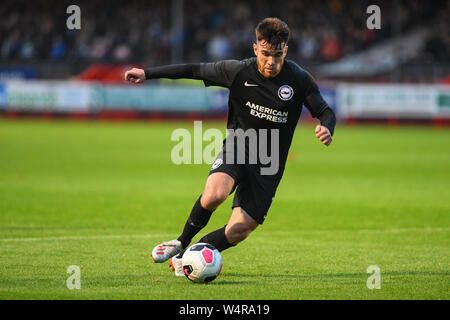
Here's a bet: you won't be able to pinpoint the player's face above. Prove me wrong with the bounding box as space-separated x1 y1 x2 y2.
253 40 288 78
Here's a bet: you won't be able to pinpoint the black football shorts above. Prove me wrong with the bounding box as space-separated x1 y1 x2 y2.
208 148 282 225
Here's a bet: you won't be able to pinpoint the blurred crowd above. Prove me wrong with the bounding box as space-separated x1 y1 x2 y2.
0 0 448 67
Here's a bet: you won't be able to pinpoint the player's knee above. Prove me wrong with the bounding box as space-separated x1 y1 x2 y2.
200 190 228 210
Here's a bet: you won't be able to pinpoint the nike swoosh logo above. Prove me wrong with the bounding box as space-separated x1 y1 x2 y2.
244 81 259 87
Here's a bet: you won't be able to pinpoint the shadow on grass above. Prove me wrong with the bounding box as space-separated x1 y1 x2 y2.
207 280 255 286
80 274 255 287
223 271 450 280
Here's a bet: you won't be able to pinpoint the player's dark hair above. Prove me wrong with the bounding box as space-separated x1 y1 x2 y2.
255 17 290 47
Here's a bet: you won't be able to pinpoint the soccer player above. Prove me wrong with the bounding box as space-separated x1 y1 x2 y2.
125 17 336 276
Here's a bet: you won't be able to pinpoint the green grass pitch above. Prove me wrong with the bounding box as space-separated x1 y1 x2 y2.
0 118 449 300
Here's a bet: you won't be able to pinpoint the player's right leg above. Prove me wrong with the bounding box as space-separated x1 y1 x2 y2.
151 172 235 263
151 239 184 263
199 172 236 211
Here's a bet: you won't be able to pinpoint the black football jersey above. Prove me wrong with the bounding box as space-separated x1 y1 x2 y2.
199 58 331 176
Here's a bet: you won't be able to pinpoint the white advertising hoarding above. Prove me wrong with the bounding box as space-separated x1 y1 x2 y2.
1 80 449 119
2 80 92 111
337 84 450 119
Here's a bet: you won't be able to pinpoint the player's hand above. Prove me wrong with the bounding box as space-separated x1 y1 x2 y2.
124 68 146 84
315 125 332 146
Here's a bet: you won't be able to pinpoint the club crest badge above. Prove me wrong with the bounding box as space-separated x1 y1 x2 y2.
278 85 293 101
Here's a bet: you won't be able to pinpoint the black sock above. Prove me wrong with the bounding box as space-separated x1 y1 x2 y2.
177 195 214 249
198 225 235 252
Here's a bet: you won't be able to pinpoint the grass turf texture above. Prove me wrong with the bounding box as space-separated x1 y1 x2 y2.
0 119 448 300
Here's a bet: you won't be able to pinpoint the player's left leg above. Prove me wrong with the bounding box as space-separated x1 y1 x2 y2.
197 206 258 252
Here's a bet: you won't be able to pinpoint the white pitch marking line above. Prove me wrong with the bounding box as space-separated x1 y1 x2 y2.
0 233 177 243
0 227 448 243
259 227 450 236
355 227 450 234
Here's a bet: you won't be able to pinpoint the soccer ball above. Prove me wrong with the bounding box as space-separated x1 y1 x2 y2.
182 243 223 283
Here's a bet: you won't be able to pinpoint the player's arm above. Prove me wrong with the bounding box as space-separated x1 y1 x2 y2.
301 71 336 147
124 64 202 84
124 60 244 88
314 107 335 147
307 92 335 147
